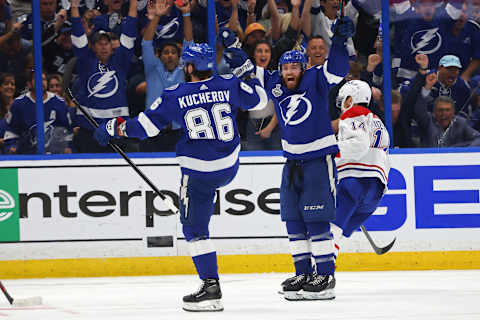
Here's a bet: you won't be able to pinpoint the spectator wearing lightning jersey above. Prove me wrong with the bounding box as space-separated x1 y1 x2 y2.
70 0 137 153
391 0 464 84
93 42 267 312
139 0 185 49
3 70 73 154
330 80 390 265
224 16 353 301
443 2 480 82
20 0 70 47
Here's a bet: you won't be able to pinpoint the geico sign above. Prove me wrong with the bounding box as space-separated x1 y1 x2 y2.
18 185 280 218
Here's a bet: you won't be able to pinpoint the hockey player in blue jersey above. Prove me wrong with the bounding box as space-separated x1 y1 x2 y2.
223 16 353 301
93 43 267 312
70 0 137 153
3 70 73 154
331 80 390 263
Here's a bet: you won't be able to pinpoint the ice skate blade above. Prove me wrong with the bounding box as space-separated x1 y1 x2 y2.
283 291 305 301
183 299 224 312
302 289 335 300
284 289 335 301
12 296 43 307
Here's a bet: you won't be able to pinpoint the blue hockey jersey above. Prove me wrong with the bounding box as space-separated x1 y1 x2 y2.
139 7 184 48
257 41 349 160
3 92 73 154
125 74 267 177
393 1 462 80
443 19 480 71
71 15 137 130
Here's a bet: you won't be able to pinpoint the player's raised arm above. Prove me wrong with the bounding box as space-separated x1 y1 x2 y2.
321 16 355 86
223 47 268 111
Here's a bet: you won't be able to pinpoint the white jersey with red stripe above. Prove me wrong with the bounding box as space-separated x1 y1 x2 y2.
335 106 390 186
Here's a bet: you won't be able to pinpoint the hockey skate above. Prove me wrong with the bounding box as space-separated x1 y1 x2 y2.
282 274 313 301
301 274 336 300
182 278 223 312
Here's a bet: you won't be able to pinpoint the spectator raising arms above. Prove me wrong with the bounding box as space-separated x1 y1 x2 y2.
70 0 138 153
139 0 194 152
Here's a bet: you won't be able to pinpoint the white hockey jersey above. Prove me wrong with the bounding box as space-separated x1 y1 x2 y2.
335 106 390 186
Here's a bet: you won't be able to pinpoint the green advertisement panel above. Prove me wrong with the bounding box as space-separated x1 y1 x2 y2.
0 168 19 242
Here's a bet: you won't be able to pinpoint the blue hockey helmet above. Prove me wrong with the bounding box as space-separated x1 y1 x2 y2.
278 50 307 72
181 43 215 71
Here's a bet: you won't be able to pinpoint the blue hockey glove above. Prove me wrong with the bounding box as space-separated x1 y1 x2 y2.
94 117 126 146
224 47 254 79
332 16 355 44
217 27 241 49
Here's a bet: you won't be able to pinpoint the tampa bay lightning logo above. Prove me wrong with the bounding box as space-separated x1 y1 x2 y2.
87 71 119 98
410 28 442 55
279 92 312 126
155 17 180 40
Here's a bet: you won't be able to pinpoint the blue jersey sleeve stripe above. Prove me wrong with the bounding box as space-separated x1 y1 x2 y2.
247 85 268 111
177 144 241 172
392 0 411 15
281 134 337 154
71 34 88 48
255 66 265 87
75 106 129 119
138 112 161 137
3 130 19 140
120 34 136 49
445 2 462 20
322 61 344 85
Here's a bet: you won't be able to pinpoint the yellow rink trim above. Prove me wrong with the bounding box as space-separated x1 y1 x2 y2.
1 251 479 279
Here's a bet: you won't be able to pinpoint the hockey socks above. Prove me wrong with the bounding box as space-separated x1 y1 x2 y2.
187 238 219 280
307 222 335 276
285 221 313 275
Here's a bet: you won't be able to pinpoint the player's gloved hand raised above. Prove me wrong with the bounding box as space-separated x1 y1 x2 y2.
217 27 240 49
224 47 254 79
93 117 126 146
332 16 355 44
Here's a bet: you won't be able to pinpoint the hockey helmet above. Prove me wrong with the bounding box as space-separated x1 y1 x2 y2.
278 50 307 72
181 43 215 71
336 80 372 113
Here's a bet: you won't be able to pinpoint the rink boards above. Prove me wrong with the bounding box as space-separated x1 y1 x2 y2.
0 150 479 278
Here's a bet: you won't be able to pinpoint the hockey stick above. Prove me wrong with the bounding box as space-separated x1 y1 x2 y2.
0 281 42 307
66 88 179 215
360 225 396 255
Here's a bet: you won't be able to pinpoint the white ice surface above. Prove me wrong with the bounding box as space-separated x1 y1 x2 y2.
0 270 479 320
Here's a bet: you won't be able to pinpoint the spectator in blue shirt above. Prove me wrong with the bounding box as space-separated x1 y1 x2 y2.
139 0 193 152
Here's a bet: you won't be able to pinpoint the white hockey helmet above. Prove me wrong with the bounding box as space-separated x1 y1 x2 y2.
336 80 372 113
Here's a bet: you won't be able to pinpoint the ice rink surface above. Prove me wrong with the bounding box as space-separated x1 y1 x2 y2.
0 270 479 320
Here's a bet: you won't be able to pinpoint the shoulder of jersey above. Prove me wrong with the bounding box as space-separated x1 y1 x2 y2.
468 19 480 30
52 93 66 103
165 83 180 91
220 74 234 80
340 105 371 120
13 93 27 103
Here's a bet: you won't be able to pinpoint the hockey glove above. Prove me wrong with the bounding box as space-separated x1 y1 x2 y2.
332 16 355 45
217 27 241 49
224 47 254 79
94 117 126 146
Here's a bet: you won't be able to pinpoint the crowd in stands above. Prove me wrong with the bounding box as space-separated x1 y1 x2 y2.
1 0 480 154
